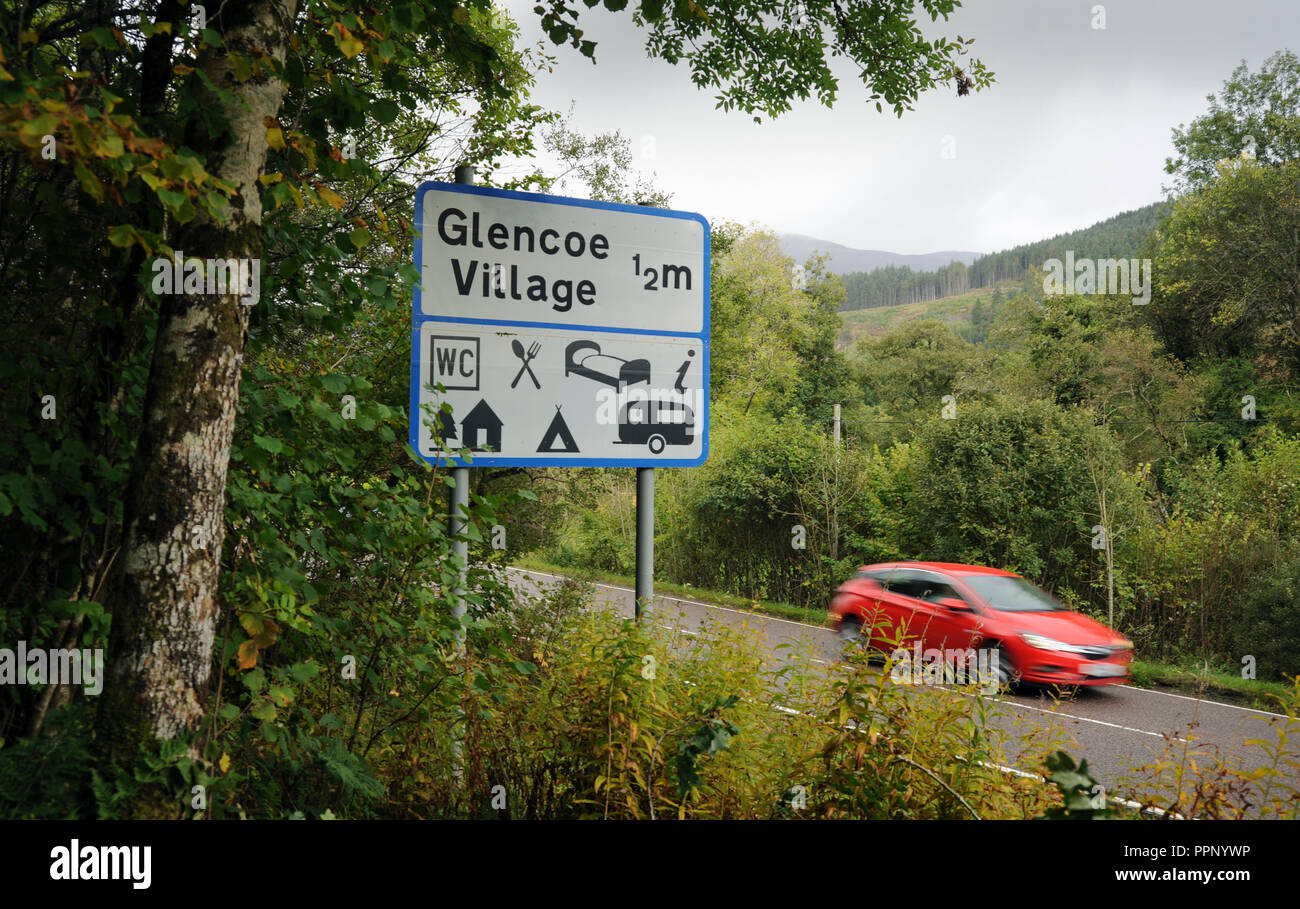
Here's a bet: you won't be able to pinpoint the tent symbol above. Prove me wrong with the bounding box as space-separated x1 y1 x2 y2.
537 406 579 453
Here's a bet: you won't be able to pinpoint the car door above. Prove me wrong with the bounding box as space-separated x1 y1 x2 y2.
870 569 922 650
907 572 981 653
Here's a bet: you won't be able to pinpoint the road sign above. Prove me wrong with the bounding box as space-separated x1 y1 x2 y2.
410 182 710 467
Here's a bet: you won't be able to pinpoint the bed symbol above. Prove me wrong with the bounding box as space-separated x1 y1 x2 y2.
564 339 650 388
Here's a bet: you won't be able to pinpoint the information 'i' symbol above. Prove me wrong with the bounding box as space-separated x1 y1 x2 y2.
674 349 695 393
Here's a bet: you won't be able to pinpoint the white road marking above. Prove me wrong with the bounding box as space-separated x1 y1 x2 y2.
987 696 1187 743
1131 684 1291 720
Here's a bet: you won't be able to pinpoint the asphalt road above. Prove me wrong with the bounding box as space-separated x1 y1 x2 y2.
507 566 1299 810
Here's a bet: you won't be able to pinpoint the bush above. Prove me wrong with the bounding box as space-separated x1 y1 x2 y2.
1234 553 1300 683
902 397 1135 596
448 576 1070 819
656 406 880 608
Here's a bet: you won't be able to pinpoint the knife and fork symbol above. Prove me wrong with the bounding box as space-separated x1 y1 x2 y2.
511 339 541 389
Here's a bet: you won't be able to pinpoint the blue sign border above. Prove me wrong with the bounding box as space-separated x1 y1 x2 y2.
409 181 711 468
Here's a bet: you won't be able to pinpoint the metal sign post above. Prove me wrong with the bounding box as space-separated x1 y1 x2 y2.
635 467 653 618
447 165 474 785
449 165 474 637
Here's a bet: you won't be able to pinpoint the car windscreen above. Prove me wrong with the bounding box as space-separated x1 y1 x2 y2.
960 575 1067 612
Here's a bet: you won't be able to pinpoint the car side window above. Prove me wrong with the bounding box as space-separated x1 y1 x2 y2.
876 570 904 593
898 580 928 599
886 570 967 604
884 572 928 599
919 581 963 603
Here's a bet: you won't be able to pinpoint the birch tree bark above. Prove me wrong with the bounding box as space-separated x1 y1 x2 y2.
95 0 299 809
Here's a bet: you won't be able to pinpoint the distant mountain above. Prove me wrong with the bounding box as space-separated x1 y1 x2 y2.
834 201 1172 311
779 234 983 275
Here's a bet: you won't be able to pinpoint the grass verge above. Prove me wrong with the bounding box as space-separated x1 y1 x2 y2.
1128 660 1294 712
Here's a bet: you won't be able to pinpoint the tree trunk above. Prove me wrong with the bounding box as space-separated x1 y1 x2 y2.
95 0 299 813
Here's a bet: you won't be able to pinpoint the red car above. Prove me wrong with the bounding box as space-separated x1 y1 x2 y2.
828 561 1133 688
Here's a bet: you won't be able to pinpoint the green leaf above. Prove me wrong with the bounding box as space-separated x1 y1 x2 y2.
20 113 59 143
253 434 284 454
87 27 119 49
289 661 320 683
337 35 364 58
73 162 104 201
107 224 137 248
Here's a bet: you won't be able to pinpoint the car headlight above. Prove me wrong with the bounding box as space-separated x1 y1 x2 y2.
1018 632 1107 654
1019 632 1070 651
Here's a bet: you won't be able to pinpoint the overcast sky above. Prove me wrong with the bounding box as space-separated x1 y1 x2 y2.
500 0 1298 255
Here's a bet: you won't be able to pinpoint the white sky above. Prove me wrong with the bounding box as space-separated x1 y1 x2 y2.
502 0 1298 255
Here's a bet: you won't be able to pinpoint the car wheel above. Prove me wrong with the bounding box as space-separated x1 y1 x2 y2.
838 615 863 643
648 434 666 454
980 642 1019 691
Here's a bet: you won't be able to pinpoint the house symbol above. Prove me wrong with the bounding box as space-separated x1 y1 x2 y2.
461 399 503 452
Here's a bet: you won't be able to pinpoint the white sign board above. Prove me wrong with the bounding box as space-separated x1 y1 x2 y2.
410 183 710 467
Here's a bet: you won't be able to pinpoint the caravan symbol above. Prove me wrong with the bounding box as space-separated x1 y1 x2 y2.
565 339 695 454
619 395 694 454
